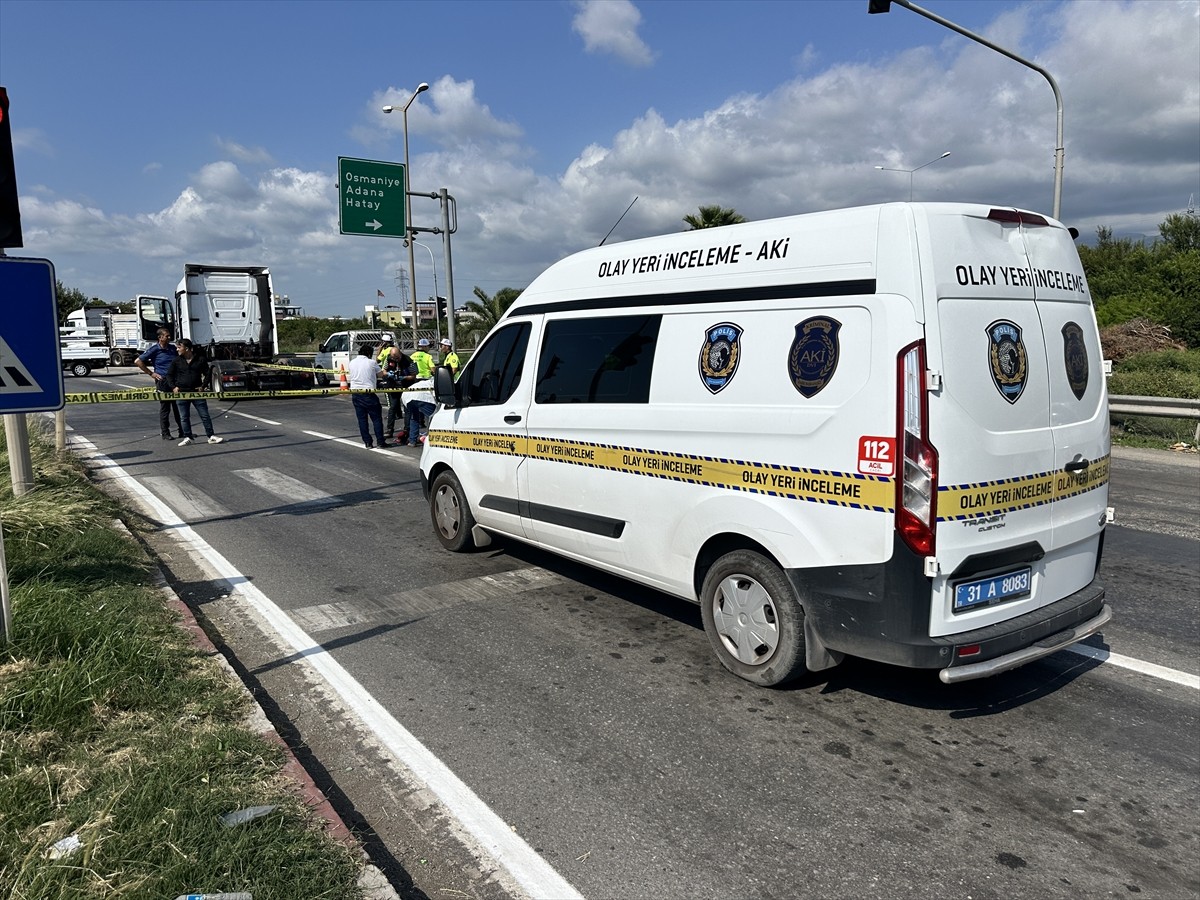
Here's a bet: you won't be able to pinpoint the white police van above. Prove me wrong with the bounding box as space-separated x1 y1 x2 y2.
420 202 1112 687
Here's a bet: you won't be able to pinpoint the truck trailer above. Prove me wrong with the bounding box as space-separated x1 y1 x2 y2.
164 264 289 395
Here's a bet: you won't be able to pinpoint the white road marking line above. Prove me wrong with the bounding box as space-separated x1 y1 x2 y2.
304 429 420 454
291 567 568 633
223 409 281 426
67 432 584 900
141 475 231 521
232 467 338 507
1065 643 1200 690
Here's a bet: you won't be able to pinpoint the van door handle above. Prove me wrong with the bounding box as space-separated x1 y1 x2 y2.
504 414 522 424
1064 457 1089 473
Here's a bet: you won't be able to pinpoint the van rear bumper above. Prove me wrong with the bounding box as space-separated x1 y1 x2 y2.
791 538 1109 678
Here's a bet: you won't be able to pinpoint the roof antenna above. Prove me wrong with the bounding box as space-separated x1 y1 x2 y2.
599 196 638 246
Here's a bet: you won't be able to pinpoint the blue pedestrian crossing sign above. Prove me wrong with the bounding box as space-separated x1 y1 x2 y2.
0 255 63 413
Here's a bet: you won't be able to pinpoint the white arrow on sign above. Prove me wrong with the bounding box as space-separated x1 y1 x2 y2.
366 219 383 231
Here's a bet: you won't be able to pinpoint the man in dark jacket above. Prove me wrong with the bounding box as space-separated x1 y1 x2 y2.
135 327 184 439
163 339 224 446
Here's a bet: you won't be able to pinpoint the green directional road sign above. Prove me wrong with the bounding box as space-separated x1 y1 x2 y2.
338 156 407 238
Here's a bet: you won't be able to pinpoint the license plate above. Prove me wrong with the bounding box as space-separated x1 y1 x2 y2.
953 567 1032 611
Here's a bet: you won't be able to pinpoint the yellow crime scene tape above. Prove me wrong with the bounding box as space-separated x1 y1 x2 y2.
64 386 427 404
426 430 1110 520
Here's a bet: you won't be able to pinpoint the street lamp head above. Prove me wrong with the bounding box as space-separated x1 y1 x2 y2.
382 105 395 114
416 82 429 94
940 151 951 159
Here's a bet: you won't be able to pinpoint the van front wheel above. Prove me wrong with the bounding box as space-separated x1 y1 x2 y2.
430 470 477 552
700 550 807 687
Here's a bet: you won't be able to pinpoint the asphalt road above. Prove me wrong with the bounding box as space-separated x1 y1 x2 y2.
54 371 1200 900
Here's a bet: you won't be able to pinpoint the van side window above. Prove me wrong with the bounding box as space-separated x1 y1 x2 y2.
330 334 348 353
535 315 660 404
462 322 531 405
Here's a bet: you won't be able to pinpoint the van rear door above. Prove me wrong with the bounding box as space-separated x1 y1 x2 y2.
917 205 1107 639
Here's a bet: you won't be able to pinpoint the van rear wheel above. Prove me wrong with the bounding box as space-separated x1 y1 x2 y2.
430 470 477 552
700 550 807 687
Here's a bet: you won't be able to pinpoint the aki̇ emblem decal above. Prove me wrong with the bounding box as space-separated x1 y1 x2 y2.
698 322 742 394
1062 321 1089 401
986 319 1028 404
788 316 841 398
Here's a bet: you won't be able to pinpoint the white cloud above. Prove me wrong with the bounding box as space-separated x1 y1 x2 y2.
215 138 274 165
572 0 655 67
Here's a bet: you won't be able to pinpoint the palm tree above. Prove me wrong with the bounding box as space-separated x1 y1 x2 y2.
460 286 522 346
683 205 747 230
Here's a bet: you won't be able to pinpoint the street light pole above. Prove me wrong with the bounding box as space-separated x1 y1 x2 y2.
382 82 429 346
875 151 950 201
410 238 441 346
869 0 1064 219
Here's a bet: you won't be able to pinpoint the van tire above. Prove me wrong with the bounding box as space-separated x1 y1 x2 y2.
317 373 330 387
430 471 477 552
700 550 807 687
70 362 91 377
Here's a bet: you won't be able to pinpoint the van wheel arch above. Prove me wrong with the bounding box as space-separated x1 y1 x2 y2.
698 544 809 688
429 468 478 552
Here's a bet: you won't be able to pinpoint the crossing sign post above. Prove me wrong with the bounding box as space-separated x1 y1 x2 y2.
0 255 63 413
338 157 407 239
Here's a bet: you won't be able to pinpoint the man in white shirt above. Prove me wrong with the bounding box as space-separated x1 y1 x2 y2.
348 343 390 448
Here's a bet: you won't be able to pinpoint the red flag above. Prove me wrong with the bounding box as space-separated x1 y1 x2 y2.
377 289 385 298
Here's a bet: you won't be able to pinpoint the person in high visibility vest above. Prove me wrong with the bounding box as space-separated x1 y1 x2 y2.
412 338 434 379
439 337 460 377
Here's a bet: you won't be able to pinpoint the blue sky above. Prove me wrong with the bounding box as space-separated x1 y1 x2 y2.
2 0 1197 318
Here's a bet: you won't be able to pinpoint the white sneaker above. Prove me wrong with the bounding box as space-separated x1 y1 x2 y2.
207 435 224 444
178 437 193 446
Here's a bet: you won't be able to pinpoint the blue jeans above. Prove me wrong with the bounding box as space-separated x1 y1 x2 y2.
406 400 436 445
176 398 214 438
352 393 385 446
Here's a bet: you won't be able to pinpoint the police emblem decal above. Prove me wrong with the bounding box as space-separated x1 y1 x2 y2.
986 319 1028 404
788 316 841 398
698 322 742 394
1062 321 1089 401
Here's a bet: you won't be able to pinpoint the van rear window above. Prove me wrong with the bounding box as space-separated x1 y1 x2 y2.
536 315 661 404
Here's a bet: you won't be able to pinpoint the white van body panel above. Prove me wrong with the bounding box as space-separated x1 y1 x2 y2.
422 203 1109 683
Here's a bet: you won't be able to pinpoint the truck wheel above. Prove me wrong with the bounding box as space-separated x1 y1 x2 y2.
211 371 223 395
316 373 330 387
430 470 477 552
71 362 91 377
109 350 125 366
699 550 807 687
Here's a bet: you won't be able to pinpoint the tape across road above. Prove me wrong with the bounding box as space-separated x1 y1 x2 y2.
64 387 424 404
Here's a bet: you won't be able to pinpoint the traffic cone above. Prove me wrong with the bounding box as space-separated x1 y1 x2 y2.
339 365 349 391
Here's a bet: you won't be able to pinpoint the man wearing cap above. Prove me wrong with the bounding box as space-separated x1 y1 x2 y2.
412 338 434 380
439 337 460 377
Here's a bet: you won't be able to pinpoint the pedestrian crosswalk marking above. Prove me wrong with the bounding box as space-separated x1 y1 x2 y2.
0 333 43 394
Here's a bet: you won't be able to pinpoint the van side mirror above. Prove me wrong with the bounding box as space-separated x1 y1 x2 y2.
317 343 327 353
434 365 458 407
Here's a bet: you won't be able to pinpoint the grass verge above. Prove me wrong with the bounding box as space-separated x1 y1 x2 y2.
1108 349 1200 451
0 419 364 900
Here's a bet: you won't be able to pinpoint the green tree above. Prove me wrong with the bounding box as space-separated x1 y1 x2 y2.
683 205 747 230
1078 211 1200 348
55 281 90 325
459 286 522 346
1158 210 1200 253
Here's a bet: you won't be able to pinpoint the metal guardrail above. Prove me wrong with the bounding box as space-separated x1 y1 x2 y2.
1109 394 1200 441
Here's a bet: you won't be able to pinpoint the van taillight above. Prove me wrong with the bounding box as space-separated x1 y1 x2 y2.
897 341 937 557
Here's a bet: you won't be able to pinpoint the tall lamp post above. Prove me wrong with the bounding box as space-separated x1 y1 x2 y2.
875 151 950 201
382 81 429 346
869 0 1064 219
408 238 441 347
